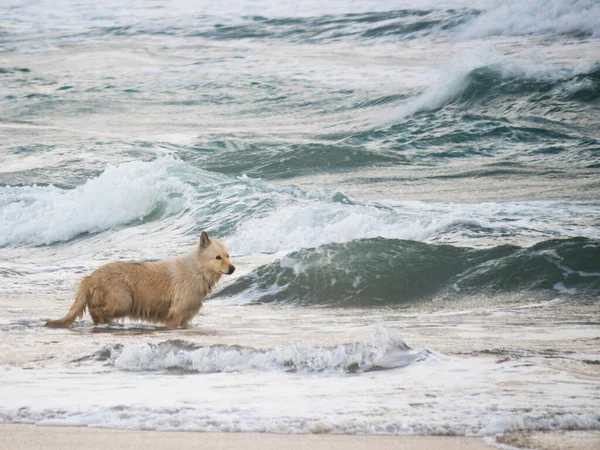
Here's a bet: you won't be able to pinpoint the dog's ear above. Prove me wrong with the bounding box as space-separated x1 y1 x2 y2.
199 231 211 250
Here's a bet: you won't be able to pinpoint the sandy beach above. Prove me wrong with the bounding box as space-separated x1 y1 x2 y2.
2 425 600 450
0 424 495 450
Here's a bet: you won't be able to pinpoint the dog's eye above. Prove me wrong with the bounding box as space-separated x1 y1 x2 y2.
227 254 229 258
216 256 222 260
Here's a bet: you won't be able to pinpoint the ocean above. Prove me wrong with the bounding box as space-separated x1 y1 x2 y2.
1 0 599 441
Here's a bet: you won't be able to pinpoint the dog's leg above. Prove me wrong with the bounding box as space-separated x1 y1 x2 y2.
90 311 102 325
180 317 193 327
165 313 183 329
89 283 132 324
164 286 196 329
165 294 187 329
90 311 112 325
180 305 202 328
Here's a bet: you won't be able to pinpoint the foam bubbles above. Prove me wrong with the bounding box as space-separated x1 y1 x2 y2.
227 197 600 255
481 413 600 436
226 198 487 255
108 327 422 374
228 202 408 254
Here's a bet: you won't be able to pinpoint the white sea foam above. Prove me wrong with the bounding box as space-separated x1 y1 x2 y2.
553 282 577 295
1 310 598 437
227 197 600 255
480 413 600 436
227 202 456 254
109 327 422 374
1 348 598 435
1 405 597 436
0 157 195 247
461 0 600 39
3 155 596 254
562 76 596 97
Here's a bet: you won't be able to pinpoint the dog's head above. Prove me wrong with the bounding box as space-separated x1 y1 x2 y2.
197 231 235 275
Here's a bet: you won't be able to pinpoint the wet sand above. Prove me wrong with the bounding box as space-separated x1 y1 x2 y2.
3 425 600 449
0 424 494 450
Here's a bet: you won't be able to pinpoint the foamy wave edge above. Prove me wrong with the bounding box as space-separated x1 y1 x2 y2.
103 329 425 374
1 408 598 436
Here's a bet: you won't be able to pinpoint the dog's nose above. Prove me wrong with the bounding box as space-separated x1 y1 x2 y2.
228 265 235 275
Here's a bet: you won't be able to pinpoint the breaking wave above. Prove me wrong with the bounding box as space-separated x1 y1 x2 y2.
389 59 600 120
0 157 198 247
4 156 598 251
99 329 426 374
461 0 600 39
0 157 346 248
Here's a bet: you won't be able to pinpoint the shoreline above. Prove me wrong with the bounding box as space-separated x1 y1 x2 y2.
0 424 495 450
2 424 600 450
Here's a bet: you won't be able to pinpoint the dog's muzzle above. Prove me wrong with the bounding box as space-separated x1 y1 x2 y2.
227 265 235 275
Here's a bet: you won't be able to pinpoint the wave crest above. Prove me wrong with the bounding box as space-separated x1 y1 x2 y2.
216 238 600 306
389 59 600 120
461 0 600 38
103 328 425 374
0 157 197 247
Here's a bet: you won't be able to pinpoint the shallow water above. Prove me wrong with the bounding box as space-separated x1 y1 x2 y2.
1 294 599 435
1 0 599 439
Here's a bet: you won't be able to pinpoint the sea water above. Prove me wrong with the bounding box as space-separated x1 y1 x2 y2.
1 0 599 439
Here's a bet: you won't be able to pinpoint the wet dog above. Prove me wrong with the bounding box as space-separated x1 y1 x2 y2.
45 232 234 328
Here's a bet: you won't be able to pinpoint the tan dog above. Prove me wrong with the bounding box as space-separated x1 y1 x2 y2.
45 232 234 329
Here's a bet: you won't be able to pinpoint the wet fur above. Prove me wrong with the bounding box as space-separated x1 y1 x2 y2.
45 232 234 329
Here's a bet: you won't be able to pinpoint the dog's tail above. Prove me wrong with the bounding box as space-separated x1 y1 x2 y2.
45 278 90 328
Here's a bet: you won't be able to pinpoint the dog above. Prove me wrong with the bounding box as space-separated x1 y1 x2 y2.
45 232 234 329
